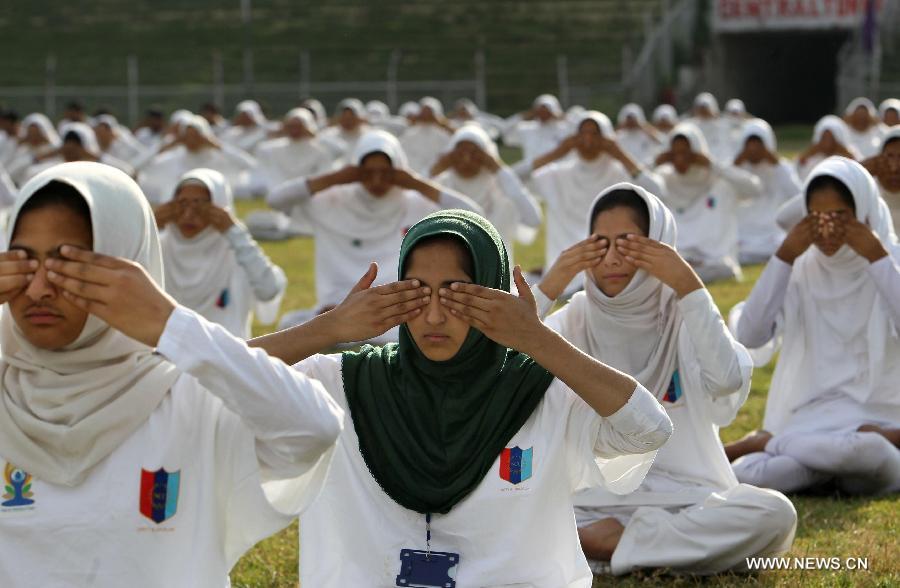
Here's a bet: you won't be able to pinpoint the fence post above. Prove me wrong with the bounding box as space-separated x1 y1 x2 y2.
556 54 570 108
299 50 311 99
127 55 139 125
241 0 254 96
45 54 57 119
213 50 225 108
387 49 401 110
474 49 487 110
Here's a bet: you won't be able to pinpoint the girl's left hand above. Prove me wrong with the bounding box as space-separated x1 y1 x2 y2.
615 234 704 298
840 216 889 263
45 246 176 347
438 266 545 353
202 203 237 232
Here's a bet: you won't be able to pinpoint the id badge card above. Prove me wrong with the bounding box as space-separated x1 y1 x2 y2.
396 549 459 588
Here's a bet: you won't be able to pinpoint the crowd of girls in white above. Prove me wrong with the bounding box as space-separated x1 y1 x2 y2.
0 90 897 586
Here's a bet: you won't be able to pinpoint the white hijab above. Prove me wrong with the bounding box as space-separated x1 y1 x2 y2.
60 122 102 156
0 162 180 487
764 157 900 433
161 169 236 314
533 94 564 117
617 103 646 126
652 104 678 126
878 98 900 125
567 183 681 401
22 113 61 146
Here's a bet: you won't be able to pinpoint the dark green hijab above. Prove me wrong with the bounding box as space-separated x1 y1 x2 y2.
342 210 554 514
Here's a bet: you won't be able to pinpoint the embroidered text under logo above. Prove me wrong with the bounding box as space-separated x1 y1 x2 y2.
139 468 181 524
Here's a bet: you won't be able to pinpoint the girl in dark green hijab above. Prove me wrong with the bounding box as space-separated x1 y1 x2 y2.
253 208 672 587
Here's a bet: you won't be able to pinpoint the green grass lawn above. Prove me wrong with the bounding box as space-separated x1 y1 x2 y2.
227 136 899 586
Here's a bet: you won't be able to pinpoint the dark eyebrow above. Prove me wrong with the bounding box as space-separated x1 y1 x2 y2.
406 277 473 288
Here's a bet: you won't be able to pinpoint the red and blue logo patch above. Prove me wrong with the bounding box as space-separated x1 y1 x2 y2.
663 370 683 404
139 468 180 524
499 446 533 485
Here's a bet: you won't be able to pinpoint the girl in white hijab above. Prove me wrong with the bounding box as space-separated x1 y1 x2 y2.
431 123 542 259
504 94 571 176
0 161 342 585
653 122 761 282
527 111 664 293
245 108 337 240
732 118 802 263
24 123 134 183
615 103 662 166
399 97 453 175
365 100 408 136
93 114 151 170
795 115 861 181
6 114 60 185
686 92 728 162
723 98 750 158
652 104 678 134
138 116 257 206
267 130 482 333
862 127 900 230
157 169 286 339
843 97 884 158
728 157 900 496
535 183 795 575
221 100 271 153
318 98 370 159
879 98 900 128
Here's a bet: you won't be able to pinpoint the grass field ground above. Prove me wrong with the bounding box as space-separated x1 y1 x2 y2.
227 133 899 586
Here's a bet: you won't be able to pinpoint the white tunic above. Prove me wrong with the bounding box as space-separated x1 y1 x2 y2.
734 159 802 263
293 353 671 588
0 307 343 588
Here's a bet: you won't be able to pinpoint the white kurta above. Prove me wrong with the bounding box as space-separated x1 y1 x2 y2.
0 307 343 587
399 124 452 175
293 353 671 588
545 289 796 574
435 166 542 260
657 162 760 282
161 224 286 339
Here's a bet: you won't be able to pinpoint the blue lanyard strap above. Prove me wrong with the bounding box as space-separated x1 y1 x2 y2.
425 513 432 559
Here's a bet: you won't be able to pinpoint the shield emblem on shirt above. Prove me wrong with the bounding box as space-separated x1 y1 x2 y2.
499 446 533 485
139 468 181 524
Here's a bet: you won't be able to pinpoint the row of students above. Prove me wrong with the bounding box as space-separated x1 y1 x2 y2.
2 152 898 584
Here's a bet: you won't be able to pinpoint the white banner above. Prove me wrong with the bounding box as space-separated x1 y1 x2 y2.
713 0 882 32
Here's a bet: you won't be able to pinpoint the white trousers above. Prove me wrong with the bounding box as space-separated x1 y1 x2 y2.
576 484 797 575
732 430 900 495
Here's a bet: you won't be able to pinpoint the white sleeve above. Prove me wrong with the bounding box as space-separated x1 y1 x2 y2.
633 167 666 198
534 285 556 320
734 256 793 349
867 255 900 324
496 166 542 227
156 306 344 478
267 176 312 213
713 161 763 198
224 223 287 302
776 192 806 231
501 114 525 146
437 187 485 215
677 288 744 398
594 384 673 457
220 143 257 170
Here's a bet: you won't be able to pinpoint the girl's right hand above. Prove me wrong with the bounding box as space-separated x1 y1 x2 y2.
0 250 38 305
538 235 608 301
